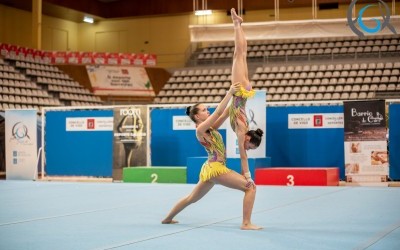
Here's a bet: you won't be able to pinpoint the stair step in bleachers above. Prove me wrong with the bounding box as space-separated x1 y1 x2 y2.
156 59 400 104
255 167 339 186
192 35 400 65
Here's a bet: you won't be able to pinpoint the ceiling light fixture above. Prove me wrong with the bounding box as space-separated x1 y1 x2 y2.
194 10 212 16
83 16 94 23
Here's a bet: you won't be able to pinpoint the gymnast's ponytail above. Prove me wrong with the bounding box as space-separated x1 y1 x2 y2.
185 106 191 116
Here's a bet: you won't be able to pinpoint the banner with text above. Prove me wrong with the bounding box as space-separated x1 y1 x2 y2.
5 109 37 180
86 65 155 96
343 100 388 183
227 90 266 158
113 106 148 180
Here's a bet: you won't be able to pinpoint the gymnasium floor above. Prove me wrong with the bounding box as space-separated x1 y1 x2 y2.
0 180 399 250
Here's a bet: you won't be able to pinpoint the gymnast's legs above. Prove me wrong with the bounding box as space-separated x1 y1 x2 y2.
231 8 251 91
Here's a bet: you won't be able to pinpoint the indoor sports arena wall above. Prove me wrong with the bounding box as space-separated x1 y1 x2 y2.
150 105 345 179
45 110 114 176
43 103 400 180
389 104 400 179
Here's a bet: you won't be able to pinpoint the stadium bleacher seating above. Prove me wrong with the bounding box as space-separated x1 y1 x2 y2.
155 34 400 104
0 57 103 111
1 34 399 109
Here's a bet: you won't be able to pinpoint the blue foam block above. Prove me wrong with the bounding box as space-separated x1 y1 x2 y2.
186 157 271 184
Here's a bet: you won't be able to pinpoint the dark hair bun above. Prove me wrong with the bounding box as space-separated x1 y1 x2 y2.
185 106 191 116
255 128 264 137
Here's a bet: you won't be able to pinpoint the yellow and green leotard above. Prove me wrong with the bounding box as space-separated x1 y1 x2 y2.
229 85 255 132
198 128 231 182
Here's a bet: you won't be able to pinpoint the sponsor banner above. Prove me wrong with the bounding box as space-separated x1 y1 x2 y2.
107 52 121 65
344 100 388 183
345 141 388 176
67 51 82 64
288 113 344 129
66 117 113 131
5 109 37 180
112 106 148 180
42 51 53 64
86 65 155 96
0 43 10 56
93 52 107 64
0 43 157 65
227 90 266 158
344 100 386 141
173 116 196 130
81 52 94 64
52 51 67 64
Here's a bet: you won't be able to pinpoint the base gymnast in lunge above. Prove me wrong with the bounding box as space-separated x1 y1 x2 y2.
229 8 264 187
161 81 263 230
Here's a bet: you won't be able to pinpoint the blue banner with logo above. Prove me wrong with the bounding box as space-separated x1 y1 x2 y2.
45 110 113 176
150 105 346 178
389 103 400 180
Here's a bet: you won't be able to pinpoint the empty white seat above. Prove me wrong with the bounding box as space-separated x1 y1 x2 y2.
343 85 352 92
349 92 359 99
358 92 367 99
314 93 323 100
289 93 297 100
300 86 310 93
352 85 361 92
360 85 370 91
335 85 344 92
292 86 301 93
372 77 381 83
306 93 315 100
378 83 387 91
326 85 335 92
323 93 332 100
272 94 281 101
332 92 341 100
387 84 396 91
341 92 350 100
297 93 306 100
281 93 289 101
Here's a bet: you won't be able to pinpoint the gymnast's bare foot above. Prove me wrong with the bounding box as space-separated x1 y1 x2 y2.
241 223 263 230
231 8 243 26
162 219 179 224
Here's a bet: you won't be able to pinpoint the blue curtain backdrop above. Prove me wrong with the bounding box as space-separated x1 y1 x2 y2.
150 107 222 166
42 104 400 181
266 106 345 179
389 103 400 180
150 106 345 179
45 110 113 176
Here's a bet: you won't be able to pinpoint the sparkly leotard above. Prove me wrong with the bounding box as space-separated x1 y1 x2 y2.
229 85 255 132
198 127 231 182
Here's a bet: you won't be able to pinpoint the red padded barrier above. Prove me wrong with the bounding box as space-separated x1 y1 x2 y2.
255 167 339 186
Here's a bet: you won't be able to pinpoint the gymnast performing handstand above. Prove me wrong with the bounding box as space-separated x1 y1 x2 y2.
229 8 264 188
162 9 263 230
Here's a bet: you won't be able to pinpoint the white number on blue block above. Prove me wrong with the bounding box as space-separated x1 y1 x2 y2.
151 173 158 183
287 175 294 186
